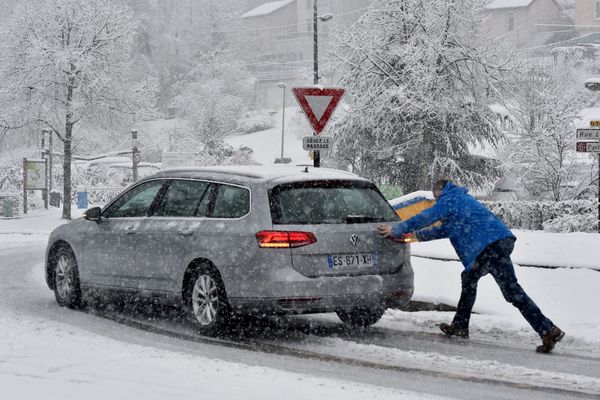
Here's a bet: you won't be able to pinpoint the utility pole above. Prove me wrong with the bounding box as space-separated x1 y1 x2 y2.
313 0 320 168
40 132 48 209
583 78 600 233
43 128 53 192
313 0 321 168
22 158 27 214
132 129 139 182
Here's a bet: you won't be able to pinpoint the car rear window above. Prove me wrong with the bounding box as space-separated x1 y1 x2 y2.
269 180 399 225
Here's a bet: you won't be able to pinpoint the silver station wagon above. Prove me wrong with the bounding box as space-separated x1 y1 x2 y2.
45 166 414 334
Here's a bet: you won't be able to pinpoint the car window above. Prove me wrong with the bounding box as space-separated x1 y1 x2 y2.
269 180 399 225
103 180 164 218
209 183 250 219
154 180 211 217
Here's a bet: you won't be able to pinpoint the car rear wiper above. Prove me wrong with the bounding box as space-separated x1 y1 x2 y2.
345 215 384 224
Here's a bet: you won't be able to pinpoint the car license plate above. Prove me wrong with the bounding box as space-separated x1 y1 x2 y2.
327 253 376 269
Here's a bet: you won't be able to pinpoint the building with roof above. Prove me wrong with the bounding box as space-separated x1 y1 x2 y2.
575 0 600 29
241 0 370 109
483 0 570 48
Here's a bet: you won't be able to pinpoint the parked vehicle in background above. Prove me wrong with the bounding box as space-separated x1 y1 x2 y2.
73 157 161 188
45 166 414 334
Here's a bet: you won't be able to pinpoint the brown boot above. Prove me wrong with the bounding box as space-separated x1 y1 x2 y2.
536 326 565 353
440 323 469 338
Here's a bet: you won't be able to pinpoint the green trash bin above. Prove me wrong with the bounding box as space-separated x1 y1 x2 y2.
2 197 15 218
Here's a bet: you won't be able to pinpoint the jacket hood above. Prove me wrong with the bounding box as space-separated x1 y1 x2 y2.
440 182 468 198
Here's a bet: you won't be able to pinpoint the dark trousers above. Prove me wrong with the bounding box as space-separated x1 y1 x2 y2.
452 238 554 337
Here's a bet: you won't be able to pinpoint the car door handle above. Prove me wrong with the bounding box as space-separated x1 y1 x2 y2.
124 226 137 235
178 230 194 237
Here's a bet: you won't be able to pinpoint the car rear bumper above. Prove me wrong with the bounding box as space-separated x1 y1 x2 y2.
229 288 413 314
226 261 414 314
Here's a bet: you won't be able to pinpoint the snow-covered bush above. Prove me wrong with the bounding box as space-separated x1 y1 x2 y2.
0 159 22 216
482 200 596 232
236 111 275 135
542 213 598 233
0 161 20 195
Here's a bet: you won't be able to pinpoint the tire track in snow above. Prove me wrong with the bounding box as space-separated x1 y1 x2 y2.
89 310 600 398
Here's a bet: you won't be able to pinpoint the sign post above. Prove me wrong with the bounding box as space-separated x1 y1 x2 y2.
576 123 600 232
22 158 48 214
292 87 345 167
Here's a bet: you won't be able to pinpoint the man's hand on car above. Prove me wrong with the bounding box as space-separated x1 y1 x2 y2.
377 224 393 238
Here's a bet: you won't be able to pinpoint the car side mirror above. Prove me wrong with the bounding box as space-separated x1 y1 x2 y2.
84 207 102 223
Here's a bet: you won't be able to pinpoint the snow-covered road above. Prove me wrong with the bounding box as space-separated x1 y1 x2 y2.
1 241 599 399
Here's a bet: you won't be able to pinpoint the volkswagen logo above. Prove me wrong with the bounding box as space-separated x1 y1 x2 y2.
349 234 360 247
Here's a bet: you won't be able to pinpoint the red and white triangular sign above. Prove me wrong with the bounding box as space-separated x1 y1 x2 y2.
292 87 345 135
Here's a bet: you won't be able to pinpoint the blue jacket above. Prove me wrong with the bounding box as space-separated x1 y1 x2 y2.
392 182 515 271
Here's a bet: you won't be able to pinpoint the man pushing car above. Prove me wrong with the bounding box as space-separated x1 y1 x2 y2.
377 179 564 353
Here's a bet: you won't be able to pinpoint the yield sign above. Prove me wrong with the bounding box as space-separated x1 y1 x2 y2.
292 87 345 135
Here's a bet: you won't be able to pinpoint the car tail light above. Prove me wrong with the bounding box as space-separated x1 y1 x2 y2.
393 233 418 243
256 230 317 248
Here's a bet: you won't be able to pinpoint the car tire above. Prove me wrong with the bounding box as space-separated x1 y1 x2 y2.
53 246 83 309
336 307 386 328
184 266 230 336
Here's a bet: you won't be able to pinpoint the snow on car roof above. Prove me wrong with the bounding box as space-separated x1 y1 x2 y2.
153 165 362 182
241 0 294 19
484 0 533 9
389 191 435 208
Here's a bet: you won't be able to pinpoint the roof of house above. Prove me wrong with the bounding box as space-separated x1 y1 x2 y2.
484 0 533 10
241 0 295 19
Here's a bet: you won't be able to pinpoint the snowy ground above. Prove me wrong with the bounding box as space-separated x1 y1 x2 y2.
1 208 599 399
225 107 313 166
1 307 439 400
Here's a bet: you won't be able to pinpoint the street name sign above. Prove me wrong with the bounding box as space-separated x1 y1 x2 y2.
576 129 600 139
576 141 600 153
292 87 345 135
303 136 332 151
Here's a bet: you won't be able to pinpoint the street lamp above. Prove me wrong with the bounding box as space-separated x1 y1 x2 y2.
312 0 333 168
583 78 600 233
274 83 291 164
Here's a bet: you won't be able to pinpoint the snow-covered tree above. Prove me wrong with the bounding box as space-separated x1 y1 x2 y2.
173 47 253 162
505 66 590 201
329 0 513 193
0 0 153 219
127 0 246 109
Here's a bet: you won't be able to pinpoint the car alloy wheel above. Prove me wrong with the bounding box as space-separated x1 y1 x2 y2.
52 246 83 309
56 254 75 299
191 274 220 326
